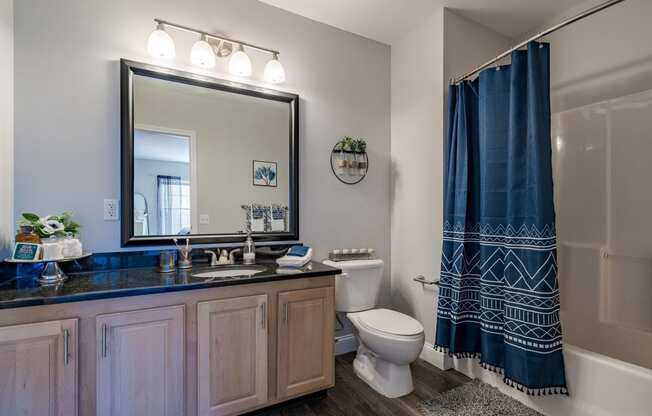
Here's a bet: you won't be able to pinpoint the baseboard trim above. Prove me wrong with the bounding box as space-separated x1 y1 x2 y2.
335 334 358 355
420 342 453 370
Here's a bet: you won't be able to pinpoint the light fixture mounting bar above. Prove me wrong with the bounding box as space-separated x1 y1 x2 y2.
154 18 280 56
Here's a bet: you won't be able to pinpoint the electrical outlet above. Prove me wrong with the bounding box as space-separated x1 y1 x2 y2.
199 214 210 225
104 199 119 221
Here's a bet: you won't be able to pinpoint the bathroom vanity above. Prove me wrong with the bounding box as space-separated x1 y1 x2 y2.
0 260 339 416
0 53 322 415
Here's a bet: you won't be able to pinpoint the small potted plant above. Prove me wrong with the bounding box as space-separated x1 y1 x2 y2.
333 139 347 173
355 138 368 175
343 137 359 171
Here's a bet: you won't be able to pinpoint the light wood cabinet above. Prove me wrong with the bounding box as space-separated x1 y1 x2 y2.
96 305 185 416
0 318 78 416
277 287 335 399
0 275 335 415
198 295 268 416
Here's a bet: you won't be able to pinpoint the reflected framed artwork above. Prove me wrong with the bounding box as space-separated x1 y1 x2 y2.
253 160 278 187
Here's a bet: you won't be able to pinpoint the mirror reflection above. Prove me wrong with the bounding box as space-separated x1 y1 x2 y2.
132 74 291 237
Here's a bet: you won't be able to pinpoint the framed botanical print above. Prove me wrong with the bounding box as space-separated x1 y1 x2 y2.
253 160 278 187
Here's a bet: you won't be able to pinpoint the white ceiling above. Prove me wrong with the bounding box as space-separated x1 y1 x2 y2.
258 0 593 44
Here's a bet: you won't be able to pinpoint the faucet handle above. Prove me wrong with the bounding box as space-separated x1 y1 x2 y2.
228 248 242 264
204 250 218 266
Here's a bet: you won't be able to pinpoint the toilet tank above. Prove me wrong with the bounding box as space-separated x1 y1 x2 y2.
323 259 384 312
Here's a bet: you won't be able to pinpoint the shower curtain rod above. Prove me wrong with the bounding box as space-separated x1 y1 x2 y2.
451 0 627 84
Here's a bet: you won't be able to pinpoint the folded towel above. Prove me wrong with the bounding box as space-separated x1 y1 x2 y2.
287 245 310 257
276 248 312 268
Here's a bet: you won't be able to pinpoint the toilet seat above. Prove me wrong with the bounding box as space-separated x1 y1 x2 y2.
355 308 424 337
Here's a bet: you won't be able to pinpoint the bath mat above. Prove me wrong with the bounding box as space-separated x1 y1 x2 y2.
418 380 543 416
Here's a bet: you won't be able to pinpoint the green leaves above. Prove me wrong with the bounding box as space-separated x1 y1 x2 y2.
22 213 40 223
18 211 81 238
337 137 367 153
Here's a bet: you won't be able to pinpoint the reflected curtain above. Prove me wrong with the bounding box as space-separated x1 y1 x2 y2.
435 42 567 395
157 175 187 235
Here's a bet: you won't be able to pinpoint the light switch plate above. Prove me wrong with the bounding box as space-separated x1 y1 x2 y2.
104 199 119 221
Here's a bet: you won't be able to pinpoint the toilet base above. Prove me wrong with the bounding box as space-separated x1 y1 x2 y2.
352 345 414 398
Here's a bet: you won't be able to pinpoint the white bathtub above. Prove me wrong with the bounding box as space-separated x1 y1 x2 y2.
421 342 652 416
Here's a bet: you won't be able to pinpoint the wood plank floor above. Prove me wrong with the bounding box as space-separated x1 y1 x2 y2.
254 353 470 416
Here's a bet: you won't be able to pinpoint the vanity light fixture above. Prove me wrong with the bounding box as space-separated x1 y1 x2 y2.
228 44 253 77
264 53 286 84
147 23 176 59
190 34 216 68
147 19 286 83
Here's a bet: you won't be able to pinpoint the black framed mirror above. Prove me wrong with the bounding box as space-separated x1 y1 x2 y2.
120 60 299 246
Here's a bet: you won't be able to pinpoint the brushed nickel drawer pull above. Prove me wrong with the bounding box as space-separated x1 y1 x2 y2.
261 303 267 329
101 324 108 358
63 329 71 366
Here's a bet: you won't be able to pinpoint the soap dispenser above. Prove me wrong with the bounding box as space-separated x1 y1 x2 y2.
243 231 256 265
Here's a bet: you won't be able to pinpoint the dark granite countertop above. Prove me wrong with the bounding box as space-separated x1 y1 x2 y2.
0 261 341 309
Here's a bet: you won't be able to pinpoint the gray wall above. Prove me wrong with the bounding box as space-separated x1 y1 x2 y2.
390 8 510 344
14 0 391 297
0 0 12 255
542 0 652 112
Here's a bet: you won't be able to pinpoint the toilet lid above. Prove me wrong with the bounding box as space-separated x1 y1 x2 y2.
357 309 424 336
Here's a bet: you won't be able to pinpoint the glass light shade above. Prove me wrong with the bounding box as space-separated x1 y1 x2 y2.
190 37 216 68
264 57 286 84
147 26 176 59
228 47 252 77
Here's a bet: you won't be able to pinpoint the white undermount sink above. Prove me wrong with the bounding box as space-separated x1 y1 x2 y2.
192 268 264 279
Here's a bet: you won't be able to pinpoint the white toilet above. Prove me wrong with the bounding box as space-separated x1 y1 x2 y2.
324 259 425 398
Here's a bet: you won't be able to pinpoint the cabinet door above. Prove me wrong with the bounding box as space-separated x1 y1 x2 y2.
198 295 268 416
0 318 78 416
96 305 184 416
277 287 335 399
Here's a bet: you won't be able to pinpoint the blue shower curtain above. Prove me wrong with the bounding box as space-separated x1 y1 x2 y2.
435 42 567 395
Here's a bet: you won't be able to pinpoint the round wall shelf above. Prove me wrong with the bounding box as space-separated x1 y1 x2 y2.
330 145 368 185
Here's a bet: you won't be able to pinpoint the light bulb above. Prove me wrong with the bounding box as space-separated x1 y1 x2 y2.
147 23 175 59
264 54 286 83
228 45 252 77
190 35 216 68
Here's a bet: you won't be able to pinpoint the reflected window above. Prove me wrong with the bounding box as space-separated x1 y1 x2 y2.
134 127 193 236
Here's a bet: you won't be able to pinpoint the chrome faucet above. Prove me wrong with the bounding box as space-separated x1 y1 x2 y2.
204 248 241 266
